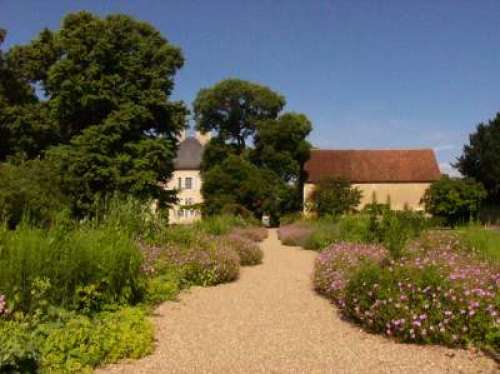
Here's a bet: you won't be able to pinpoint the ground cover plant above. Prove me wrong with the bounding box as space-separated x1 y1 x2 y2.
313 231 500 354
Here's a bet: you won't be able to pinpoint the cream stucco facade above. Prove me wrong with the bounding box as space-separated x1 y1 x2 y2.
166 169 203 224
304 182 431 213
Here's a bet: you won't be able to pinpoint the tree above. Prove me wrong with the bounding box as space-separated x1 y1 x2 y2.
251 113 312 183
193 78 285 153
194 79 313 219
456 113 500 201
201 155 284 218
421 176 487 226
0 29 53 161
308 177 362 217
199 137 240 173
6 12 187 213
0 159 68 228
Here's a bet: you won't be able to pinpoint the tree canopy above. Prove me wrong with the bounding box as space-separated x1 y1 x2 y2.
193 78 285 153
193 79 312 220
251 112 312 183
456 113 500 202
1 12 187 214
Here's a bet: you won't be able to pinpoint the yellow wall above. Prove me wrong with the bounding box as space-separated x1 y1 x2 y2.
304 182 431 213
164 169 203 224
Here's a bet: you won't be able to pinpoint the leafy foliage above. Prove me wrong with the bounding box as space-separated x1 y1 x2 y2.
251 113 312 183
422 176 487 226
194 78 312 220
308 177 362 217
3 12 187 214
0 160 69 228
456 113 500 201
0 307 154 373
0 222 144 314
194 78 285 152
201 155 288 218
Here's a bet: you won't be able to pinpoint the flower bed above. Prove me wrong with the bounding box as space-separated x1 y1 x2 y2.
277 224 314 247
224 234 263 266
231 227 268 242
314 233 500 353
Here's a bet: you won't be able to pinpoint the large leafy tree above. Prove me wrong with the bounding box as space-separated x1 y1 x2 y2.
194 79 311 219
201 155 286 218
251 112 312 183
0 29 55 160
7 12 187 213
456 113 500 201
193 78 285 153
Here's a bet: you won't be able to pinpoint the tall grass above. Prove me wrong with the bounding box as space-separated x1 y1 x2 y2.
194 214 254 236
0 222 144 313
458 224 500 263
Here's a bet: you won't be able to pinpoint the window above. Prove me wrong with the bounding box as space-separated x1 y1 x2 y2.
177 177 182 190
185 177 192 189
185 198 193 206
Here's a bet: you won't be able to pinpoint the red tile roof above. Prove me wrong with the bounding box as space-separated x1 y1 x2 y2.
304 149 441 183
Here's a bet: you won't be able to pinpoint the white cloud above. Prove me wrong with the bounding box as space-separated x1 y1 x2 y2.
439 162 461 177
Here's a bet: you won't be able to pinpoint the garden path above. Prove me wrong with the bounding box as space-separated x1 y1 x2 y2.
99 229 496 374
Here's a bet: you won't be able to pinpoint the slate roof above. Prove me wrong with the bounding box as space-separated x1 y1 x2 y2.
304 149 441 184
173 137 204 170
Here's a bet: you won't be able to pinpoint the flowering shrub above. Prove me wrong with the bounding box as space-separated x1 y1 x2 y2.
313 243 387 305
277 224 314 247
224 234 263 266
149 236 240 287
346 263 498 348
314 234 500 352
231 227 268 242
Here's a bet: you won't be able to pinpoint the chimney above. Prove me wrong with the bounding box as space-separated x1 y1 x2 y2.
195 131 211 145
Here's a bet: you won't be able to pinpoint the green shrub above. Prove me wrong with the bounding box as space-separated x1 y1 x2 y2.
308 177 362 217
422 176 487 226
195 214 252 236
303 219 338 250
1 306 153 373
279 212 304 225
366 209 430 258
35 307 153 372
220 203 254 220
144 271 181 305
336 215 371 243
0 320 38 372
0 160 68 228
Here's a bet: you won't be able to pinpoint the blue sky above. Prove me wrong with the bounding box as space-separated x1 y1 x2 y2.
1 1 499 174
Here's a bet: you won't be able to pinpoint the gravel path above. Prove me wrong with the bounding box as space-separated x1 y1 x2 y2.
99 229 497 374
